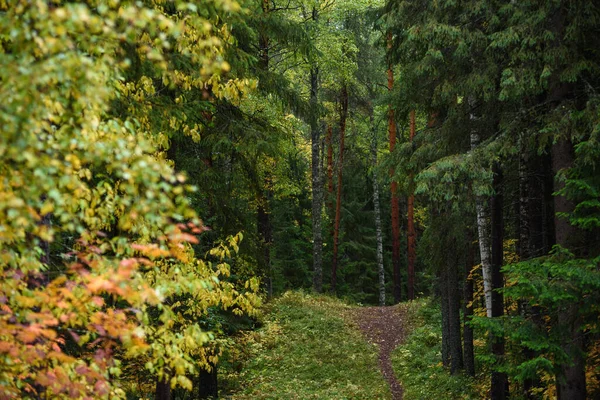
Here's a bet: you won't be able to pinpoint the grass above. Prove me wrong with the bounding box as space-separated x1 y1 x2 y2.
220 291 390 399
390 298 483 400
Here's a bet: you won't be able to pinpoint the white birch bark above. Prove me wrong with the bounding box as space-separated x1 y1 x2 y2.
471 132 493 318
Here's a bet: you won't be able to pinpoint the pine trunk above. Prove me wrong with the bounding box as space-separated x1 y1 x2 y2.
332 85 348 294
490 163 508 400
388 32 401 303
407 110 416 301
326 125 334 214
371 112 386 306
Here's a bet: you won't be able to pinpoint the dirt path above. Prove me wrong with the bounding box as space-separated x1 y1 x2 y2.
351 306 407 400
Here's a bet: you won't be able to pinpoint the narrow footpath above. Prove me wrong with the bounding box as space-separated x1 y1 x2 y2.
352 306 407 400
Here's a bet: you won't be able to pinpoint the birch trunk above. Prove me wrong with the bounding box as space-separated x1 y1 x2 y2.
470 132 493 317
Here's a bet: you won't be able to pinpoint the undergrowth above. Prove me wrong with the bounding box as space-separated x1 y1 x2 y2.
220 291 390 399
391 298 484 400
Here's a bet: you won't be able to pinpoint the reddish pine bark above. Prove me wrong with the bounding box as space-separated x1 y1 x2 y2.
388 32 401 303
407 109 416 300
332 85 348 293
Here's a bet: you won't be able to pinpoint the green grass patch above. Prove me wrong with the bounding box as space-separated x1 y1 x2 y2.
221 291 390 399
391 298 481 400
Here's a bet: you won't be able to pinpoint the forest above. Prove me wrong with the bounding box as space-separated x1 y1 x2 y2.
1 0 599 399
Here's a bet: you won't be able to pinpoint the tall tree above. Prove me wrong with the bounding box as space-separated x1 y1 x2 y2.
407 109 416 300
387 32 402 303
331 84 349 293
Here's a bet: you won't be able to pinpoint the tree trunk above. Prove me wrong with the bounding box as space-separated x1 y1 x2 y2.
448 246 464 374
332 85 348 294
440 256 450 368
257 192 272 298
310 53 323 292
371 112 385 306
155 377 171 400
198 362 218 399
490 163 508 400
552 137 586 400
470 132 493 318
407 110 416 301
326 125 334 214
463 228 475 376
388 32 401 303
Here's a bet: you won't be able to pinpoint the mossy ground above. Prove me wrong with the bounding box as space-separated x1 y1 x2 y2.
220 291 391 399
390 299 484 400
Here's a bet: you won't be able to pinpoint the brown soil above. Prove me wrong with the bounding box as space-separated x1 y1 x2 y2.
351 305 407 400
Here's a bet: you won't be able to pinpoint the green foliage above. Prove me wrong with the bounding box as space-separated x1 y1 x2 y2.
222 291 391 399
391 299 481 400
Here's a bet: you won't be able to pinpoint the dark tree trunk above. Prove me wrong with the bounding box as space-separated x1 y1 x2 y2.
407 109 416 301
463 229 475 376
490 163 508 400
155 377 171 400
440 259 451 368
552 138 587 400
387 32 401 303
331 85 348 294
198 363 218 399
448 247 464 374
257 192 272 298
310 63 323 293
326 125 334 214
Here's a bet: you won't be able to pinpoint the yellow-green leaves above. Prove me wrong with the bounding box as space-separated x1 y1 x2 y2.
0 0 259 398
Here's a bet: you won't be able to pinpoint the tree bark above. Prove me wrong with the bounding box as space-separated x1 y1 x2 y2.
198 362 218 399
326 125 334 214
388 32 401 303
490 163 508 400
448 246 464 374
332 85 348 294
470 132 493 317
310 7 323 292
371 112 386 306
552 137 586 400
155 377 171 400
407 110 416 301
463 228 475 376
440 257 450 368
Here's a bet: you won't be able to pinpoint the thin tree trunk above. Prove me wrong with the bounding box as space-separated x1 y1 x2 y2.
257 192 272 298
407 110 416 301
326 125 334 214
371 112 385 306
440 253 450 368
332 85 348 294
470 132 493 317
448 246 464 374
463 228 475 376
490 163 508 400
552 137 586 400
310 5 323 292
388 32 401 303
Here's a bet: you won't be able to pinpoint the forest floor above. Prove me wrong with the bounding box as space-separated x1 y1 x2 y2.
351 305 408 400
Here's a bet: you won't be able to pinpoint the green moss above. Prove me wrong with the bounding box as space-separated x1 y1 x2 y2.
221 291 390 399
391 299 480 400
